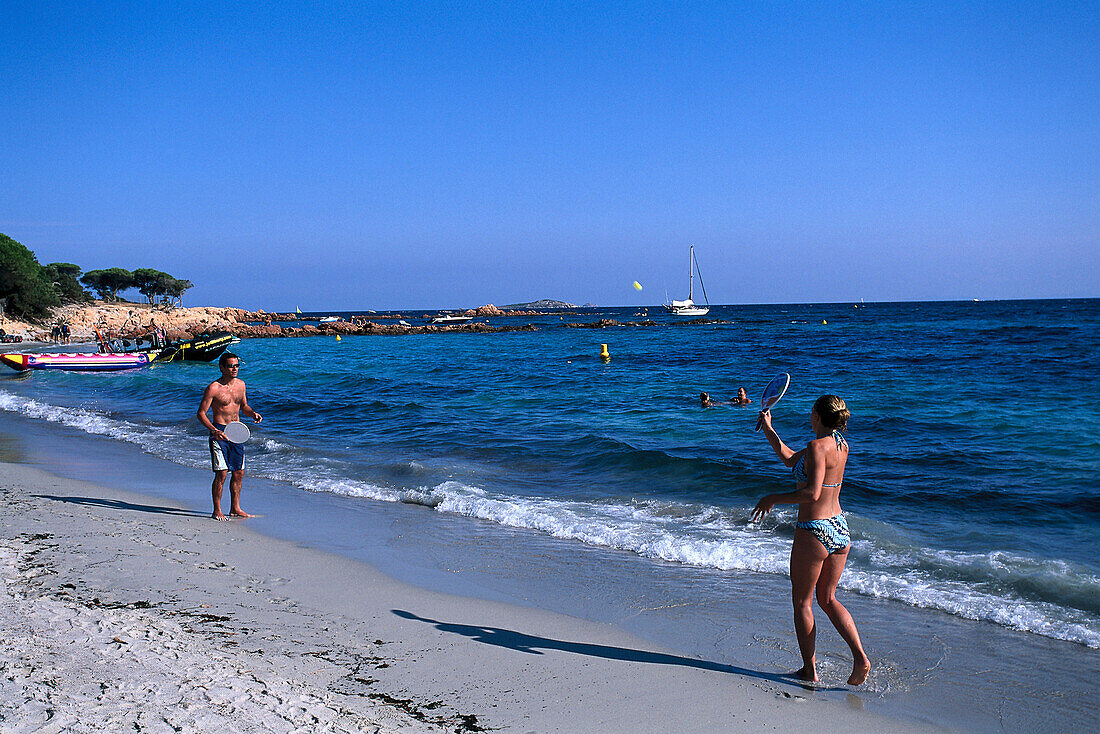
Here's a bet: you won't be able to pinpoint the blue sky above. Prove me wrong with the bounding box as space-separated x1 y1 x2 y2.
2 2 1097 310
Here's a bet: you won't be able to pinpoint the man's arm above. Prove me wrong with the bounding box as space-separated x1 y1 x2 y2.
239 384 262 423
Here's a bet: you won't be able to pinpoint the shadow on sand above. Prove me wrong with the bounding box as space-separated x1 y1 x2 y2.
35 494 208 518
393 609 839 691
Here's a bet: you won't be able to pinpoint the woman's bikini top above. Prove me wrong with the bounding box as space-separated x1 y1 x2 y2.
792 430 848 487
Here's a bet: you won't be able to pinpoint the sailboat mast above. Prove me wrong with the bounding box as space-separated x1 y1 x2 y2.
689 245 695 301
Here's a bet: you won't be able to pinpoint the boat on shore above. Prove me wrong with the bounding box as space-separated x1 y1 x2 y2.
1 351 154 372
664 245 710 316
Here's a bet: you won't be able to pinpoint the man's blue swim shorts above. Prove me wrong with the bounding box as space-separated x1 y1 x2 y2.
209 423 245 472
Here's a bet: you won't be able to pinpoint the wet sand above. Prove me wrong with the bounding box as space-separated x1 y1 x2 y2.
0 460 930 732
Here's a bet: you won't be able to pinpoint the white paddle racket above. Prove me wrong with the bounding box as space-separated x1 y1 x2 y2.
223 420 251 444
755 373 791 431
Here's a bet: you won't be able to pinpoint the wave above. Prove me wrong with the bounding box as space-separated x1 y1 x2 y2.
1 388 1097 649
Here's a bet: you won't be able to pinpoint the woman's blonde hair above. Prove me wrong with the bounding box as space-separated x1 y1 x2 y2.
813 395 850 431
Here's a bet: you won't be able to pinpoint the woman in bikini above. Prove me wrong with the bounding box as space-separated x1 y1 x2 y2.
752 395 871 685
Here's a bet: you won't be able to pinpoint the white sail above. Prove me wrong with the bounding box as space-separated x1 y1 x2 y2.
665 246 710 316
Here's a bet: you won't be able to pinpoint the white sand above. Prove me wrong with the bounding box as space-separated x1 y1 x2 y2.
0 462 931 732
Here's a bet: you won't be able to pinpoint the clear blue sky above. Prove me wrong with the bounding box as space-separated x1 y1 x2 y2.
2 2 1097 310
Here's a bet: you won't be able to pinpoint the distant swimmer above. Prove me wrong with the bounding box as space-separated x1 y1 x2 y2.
702 390 750 408
752 395 870 686
197 352 263 521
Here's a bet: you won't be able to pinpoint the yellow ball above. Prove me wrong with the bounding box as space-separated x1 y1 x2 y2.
633 281 643 291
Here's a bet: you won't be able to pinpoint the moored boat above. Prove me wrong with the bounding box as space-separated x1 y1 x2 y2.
155 331 234 362
430 314 473 324
664 245 710 316
0 352 154 372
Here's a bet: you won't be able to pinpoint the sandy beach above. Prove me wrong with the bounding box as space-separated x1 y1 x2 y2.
0 459 935 733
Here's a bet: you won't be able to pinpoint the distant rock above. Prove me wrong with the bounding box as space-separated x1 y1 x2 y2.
465 304 505 316
502 299 577 310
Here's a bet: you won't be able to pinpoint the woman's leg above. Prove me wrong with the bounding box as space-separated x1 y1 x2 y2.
816 548 871 685
789 530 827 681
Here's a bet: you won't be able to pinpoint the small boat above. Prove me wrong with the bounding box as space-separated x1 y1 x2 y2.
431 314 473 324
664 245 710 316
319 316 341 323
1 351 154 372
155 331 235 362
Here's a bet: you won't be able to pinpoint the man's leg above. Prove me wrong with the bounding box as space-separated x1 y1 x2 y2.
211 470 228 520
228 470 253 517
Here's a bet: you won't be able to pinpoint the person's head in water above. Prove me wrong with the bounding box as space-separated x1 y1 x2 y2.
219 352 241 378
700 392 712 407
812 394 849 431
736 387 749 404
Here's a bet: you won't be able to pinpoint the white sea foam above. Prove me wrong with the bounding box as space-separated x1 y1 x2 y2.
2 388 1098 649
0 392 190 457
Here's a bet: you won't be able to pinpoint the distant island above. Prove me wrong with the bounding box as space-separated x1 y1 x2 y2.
502 299 579 309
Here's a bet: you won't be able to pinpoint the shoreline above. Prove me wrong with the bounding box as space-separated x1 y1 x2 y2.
2 299 1098 731
0 372 1098 730
0 458 929 732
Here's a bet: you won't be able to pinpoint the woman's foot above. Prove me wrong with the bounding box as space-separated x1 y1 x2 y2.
790 665 818 682
848 657 871 685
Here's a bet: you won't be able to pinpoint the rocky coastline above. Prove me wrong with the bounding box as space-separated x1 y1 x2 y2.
1 302 554 343
1 302 726 344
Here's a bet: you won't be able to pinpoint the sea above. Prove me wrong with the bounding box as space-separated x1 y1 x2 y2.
2 298 1098 728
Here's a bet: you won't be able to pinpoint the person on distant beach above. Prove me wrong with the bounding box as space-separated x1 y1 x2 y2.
732 387 752 406
751 395 870 686
197 352 263 521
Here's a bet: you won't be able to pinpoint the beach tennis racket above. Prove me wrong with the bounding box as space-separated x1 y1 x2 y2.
223 420 251 444
755 373 791 431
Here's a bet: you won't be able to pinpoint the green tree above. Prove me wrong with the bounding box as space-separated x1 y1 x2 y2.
81 268 134 301
0 233 60 318
132 267 170 303
44 262 93 303
162 277 193 306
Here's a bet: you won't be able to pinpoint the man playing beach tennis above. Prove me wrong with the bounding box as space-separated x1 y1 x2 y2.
197 352 262 520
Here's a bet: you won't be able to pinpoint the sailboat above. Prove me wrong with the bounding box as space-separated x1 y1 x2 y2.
664 245 710 316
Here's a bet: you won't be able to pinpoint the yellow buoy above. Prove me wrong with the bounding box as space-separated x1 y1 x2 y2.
336 335 342 341
822 320 828 325
599 343 610 362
